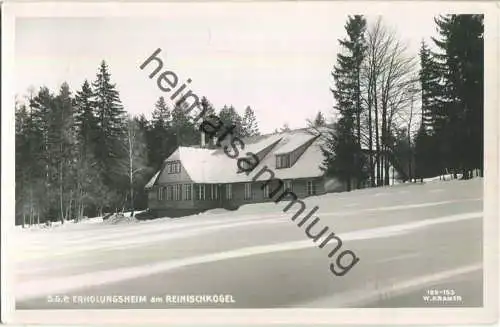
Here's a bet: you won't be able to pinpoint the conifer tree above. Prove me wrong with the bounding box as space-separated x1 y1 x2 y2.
241 106 260 137
92 60 127 205
308 111 327 128
30 87 59 219
280 123 291 132
74 80 101 219
414 41 441 179
219 105 244 137
149 96 175 168
74 80 96 150
418 41 439 131
431 14 484 178
152 96 171 129
321 119 365 191
54 82 77 222
323 15 368 190
171 97 199 147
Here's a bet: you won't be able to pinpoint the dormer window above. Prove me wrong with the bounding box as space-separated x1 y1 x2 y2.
276 154 290 169
166 160 181 174
237 154 259 173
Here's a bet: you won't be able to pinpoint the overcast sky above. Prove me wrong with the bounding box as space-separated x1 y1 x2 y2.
15 3 440 133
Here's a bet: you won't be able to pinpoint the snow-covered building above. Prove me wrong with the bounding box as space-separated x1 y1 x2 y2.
144 127 403 217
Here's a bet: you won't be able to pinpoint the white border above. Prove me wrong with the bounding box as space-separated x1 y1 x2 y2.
1 1 498 325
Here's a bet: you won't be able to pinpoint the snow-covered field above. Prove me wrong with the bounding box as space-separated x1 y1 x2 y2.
15 174 468 233
13 177 483 309
15 177 480 259
17 210 146 231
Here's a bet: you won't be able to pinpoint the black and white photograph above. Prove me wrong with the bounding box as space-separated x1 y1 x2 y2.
1 1 498 325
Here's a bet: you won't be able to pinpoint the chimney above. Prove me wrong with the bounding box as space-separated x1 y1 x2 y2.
201 131 206 148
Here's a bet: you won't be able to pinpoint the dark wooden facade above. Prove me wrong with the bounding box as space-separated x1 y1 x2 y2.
147 176 336 218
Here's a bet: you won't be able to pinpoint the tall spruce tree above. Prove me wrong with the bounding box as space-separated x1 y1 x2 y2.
308 111 327 128
171 98 199 147
54 82 77 223
74 80 96 151
322 15 367 190
199 96 221 147
241 106 260 137
414 41 441 179
219 106 242 127
15 102 32 226
30 87 59 219
418 41 440 131
321 119 364 191
152 96 171 129
432 14 484 178
200 96 217 118
92 60 127 207
150 96 175 168
219 105 244 138
74 80 101 219
346 16 368 148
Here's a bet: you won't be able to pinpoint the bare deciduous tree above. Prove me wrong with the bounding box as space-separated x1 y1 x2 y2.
361 17 418 186
122 116 148 217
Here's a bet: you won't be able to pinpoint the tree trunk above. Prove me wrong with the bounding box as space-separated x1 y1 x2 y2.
130 164 134 216
29 197 33 227
368 84 375 187
382 108 390 186
408 138 413 182
78 192 84 219
29 186 33 227
67 190 73 221
384 147 390 185
59 159 65 224
80 190 85 219
374 84 380 186
128 121 135 217
356 68 362 190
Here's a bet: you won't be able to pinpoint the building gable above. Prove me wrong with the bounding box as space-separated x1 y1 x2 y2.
154 149 195 186
145 128 328 189
275 133 319 169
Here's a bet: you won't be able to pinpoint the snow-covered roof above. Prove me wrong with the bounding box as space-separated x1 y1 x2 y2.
274 132 316 155
243 133 284 154
144 170 161 189
146 128 326 187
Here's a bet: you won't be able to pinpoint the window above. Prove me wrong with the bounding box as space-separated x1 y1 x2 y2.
263 184 269 199
211 184 219 200
307 180 316 196
284 180 293 192
157 187 165 200
173 184 182 201
167 185 174 200
226 184 233 200
173 185 177 200
196 184 206 200
276 154 290 169
244 183 252 200
166 161 181 174
184 184 192 200
237 155 257 173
